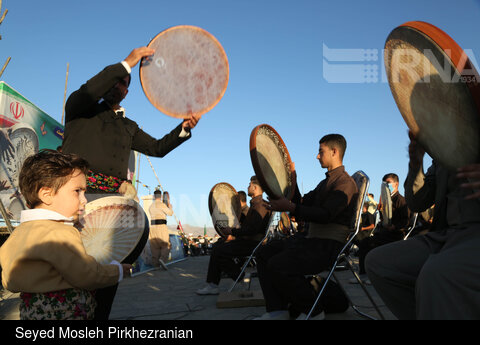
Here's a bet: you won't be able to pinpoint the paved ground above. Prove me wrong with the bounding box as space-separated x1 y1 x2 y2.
0 255 396 320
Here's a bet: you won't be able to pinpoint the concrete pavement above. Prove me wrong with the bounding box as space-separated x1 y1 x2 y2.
0 255 395 320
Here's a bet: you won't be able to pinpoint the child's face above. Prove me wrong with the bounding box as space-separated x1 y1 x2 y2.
49 169 87 219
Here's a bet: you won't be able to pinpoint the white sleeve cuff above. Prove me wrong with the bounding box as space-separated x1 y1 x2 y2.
179 128 191 138
121 61 132 74
110 260 123 282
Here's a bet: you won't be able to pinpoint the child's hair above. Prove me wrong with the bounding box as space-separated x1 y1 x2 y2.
19 149 89 208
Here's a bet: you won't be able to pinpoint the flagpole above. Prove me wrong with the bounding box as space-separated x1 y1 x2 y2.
135 152 141 192
0 56 10 79
61 62 69 125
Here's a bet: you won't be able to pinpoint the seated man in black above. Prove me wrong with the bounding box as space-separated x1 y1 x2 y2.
196 176 271 295
355 173 409 283
254 134 358 320
358 201 376 241
366 131 480 319
238 190 249 225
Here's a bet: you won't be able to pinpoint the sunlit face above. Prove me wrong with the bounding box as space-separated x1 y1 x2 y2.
47 170 87 220
316 143 334 169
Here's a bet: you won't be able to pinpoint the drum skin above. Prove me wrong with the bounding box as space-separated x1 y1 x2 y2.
208 182 241 237
384 21 480 170
250 124 296 200
140 25 229 119
78 196 149 265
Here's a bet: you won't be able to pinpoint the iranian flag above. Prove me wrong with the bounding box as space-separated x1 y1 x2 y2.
0 81 64 220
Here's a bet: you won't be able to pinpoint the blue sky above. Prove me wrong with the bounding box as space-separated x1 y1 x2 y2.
1 0 479 227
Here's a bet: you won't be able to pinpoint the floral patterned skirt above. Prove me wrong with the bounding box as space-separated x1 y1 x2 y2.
86 170 125 193
19 289 96 320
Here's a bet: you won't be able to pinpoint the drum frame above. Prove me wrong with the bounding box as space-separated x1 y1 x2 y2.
208 182 241 238
385 21 480 168
397 21 480 114
139 25 229 119
249 124 296 200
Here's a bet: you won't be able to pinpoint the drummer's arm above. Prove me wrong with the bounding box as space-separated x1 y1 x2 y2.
131 124 191 158
268 185 303 216
65 63 130 122
66 47 155 122
269 182 354 224
291 183 303 205
161 202 174 216
404 164 436 213
404 132 436 212
293 182 355 224
361 223 375 232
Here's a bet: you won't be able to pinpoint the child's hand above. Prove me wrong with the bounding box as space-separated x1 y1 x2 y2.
122 264 132 278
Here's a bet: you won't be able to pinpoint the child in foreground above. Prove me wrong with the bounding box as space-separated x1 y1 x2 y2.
0 149 131 320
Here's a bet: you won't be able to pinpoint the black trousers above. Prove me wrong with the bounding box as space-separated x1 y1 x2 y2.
256 236 343 315
206 238 259 285
86 189 120 320
94 284 118 320
357 228 404 274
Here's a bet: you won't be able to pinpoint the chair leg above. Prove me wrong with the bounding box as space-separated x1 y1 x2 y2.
229 231 270 292
305 265 337 320
305 257 386 320
244 272 252 290
229 255 253 292
342 257 385 320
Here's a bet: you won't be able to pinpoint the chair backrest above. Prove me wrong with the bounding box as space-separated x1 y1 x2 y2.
265 211 278 237
373 210 381 228
332 170 370 260
350 170 370 236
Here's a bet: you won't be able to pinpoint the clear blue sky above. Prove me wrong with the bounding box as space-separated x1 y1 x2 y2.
1 0 479 227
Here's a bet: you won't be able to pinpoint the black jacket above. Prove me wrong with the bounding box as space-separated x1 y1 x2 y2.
390 192 410 233
231 195 271 241
63 63 190 179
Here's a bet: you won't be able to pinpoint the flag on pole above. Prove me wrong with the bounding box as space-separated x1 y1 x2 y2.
204 224 207 236
0 81 63 220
